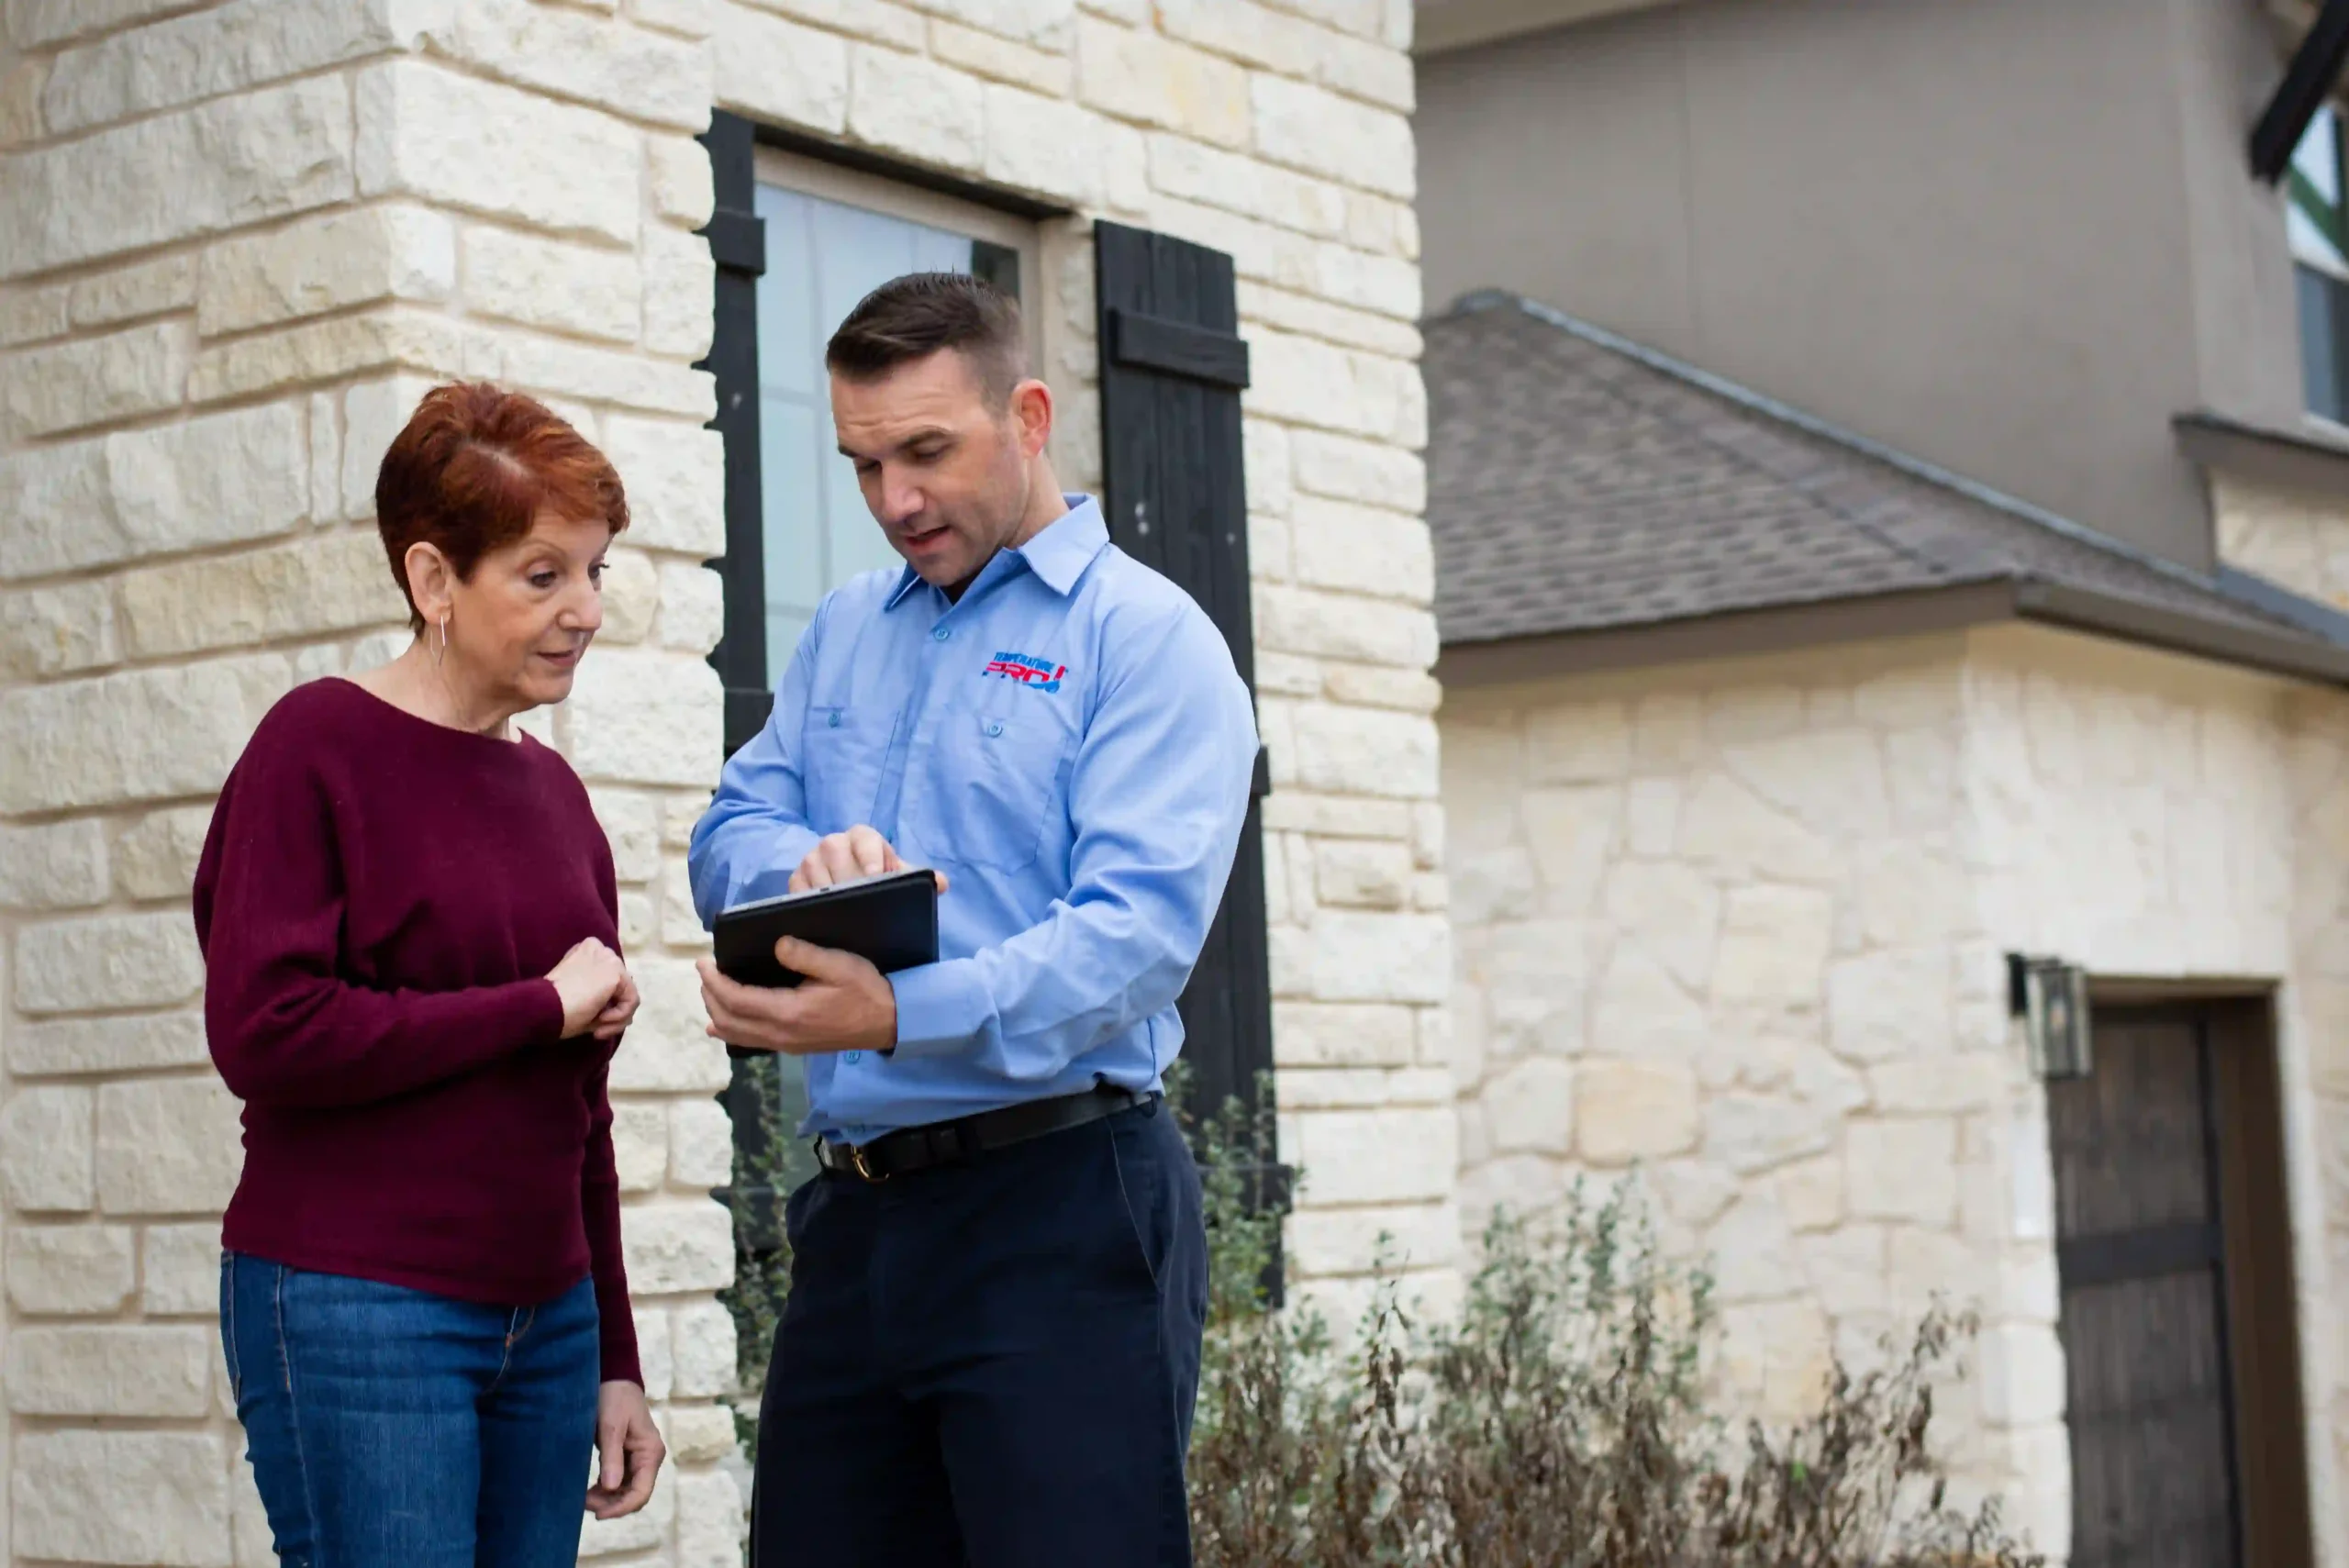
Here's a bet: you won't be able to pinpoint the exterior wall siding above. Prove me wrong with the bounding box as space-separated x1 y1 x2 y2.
1445 627 2349 1564
2214 471 2349 614
0 0 1437 1560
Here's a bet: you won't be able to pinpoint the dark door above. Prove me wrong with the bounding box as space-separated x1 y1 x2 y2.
2049 1001 2311 1568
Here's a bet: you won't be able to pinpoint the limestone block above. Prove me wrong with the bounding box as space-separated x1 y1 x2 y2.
1288 703 1437 798
1249 328 1420 439
486 316 710 416
632 0 718 34
70 252 196 328
714 6 851 132
1237 277 1423 359
565 649 724 786
1155 0 1321 74
340 373 436 518
1825 946 1952 1063
1149 133 1345 239
2 319 191 440
10 1009 209 1076
1284 1105 1456 1204
1313 839 1411 908
0 579 115 684
633 1307 674 1399
1796 1224 1888 1317
119 530 405 659
624 1200 735 1296
1883 1225 1984 1312
666 1402 740 1464
442 0 710 131
1702 1194 1808 1305
649 134 717 228
1868 1052 2005 1115
1074 17 1250 150
1276 1064 1451 1109
1289 428 1425 512
1721 728 1890 839
1776 1151 1845 1231
611 1101 670 1193
0 819 107 910
1270 909 1448 1004
659 559 727 654
1884 728 1959 830
671 1298 739 1396
1575 1059 1698 1165
1483 1057 1573 1154
188 308 467 406
7 1223 135 1315
591 789 663 884
1286 1199 1458 1276
1290 495 1431 600
1712 1298 1834 1427
643 222 717 359
16 909 204 1015
845 44 984 174
982 83 1100 206
1711 885 1832 1010
8 1324 215 1417
678 1468 747 1567
1704 1091 1835 1176
1250 72 1411 198
0 282 69 345
116 804 216 899
144 1221 226 1316
1977 1323 2066 1428
0 1085 94 1212
1846 1118 1958 1228
618 890 658 951
610 957 731 1092
934 19 1074 95
193 204 451 338
97 1077 244 1215
357 61 640 244
1852 840 1975 947
0 75 354 279
906 0 1074 46
598 549 662 644
1676 772 1841 886
1253 584 1435 667
1269 1001 1416 1068
14 1430 232 1568
671 1095 735 1190
41 0 409 135
603 415 728 557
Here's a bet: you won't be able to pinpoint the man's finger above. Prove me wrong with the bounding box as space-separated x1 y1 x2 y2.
848 825 891 876
774 935 860 983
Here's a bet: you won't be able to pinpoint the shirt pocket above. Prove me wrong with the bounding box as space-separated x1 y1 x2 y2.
914 706 1072 873
800 705 891 833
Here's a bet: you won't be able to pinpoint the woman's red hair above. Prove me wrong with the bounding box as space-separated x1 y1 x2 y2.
374 383 629 628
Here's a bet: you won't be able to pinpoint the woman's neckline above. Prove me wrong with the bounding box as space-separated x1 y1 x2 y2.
323 674 539 750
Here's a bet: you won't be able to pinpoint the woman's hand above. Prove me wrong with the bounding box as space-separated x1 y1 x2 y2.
548 939 627 1039
591 968 640 1043
587 1379 664 1519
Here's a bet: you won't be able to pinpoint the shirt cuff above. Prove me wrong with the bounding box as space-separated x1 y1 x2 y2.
889 960 991 1059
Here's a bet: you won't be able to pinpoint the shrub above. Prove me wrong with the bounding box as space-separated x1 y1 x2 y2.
1186 1085 2044 1568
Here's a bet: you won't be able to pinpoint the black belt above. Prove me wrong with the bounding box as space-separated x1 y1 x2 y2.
814 1084 1153 1184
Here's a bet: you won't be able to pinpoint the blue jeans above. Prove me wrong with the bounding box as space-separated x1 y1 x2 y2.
221 1254 600 1568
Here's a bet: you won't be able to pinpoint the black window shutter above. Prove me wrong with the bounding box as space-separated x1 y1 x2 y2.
699 109 773 761
1094 222 1287 1257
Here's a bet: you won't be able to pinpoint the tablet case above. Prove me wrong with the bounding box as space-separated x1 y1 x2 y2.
711 868 941 990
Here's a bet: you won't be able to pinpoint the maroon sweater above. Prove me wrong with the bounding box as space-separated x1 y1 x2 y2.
193 678 640 1385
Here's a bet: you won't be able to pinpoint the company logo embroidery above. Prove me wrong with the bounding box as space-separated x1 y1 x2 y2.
983 651 1067 692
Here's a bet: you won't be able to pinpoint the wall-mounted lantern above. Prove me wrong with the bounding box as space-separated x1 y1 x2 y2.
2008 953 2092 1081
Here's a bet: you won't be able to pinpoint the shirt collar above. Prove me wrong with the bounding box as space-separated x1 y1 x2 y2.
883 495 1109 609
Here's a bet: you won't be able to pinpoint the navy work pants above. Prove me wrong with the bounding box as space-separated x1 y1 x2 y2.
751 1094 1208 1567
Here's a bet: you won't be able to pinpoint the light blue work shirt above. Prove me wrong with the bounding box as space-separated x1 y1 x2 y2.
687 496 1259 1144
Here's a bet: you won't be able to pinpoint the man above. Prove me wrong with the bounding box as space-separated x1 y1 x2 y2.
687 272 1257 1568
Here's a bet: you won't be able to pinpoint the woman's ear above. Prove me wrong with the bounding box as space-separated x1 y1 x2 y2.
406 540 454 628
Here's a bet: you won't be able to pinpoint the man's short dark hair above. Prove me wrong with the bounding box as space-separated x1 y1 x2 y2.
825 272 1028 403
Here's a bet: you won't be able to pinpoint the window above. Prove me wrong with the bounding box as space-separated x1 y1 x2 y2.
748 150 1039 676
2288 106 2349 423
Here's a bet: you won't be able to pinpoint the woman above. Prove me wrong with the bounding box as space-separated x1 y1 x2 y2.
193 383 666 1565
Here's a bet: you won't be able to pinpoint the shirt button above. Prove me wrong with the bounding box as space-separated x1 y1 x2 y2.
930 627 950 642
843 1051 863 1065
827 711 841 728
984 719 1004 739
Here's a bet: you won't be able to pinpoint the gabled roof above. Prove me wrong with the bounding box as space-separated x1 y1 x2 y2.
1424 291 2349 686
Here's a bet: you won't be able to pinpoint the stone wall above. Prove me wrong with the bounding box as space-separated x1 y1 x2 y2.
2213 470 2349 612
1443 625 2349 1562
0 2 741 1562
0 0 1440 1561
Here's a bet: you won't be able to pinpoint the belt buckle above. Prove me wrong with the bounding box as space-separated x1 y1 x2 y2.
846 1143 887 1183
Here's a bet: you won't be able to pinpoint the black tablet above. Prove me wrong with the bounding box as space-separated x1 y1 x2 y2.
711 868 941 989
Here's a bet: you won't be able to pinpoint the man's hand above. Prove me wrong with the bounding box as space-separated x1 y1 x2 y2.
790 825 949 895
587 1380 664 1519
699 938 897 1056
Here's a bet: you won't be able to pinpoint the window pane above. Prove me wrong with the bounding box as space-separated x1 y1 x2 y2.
2290 107 2348 271
2298 263 2346 422
751 179 1019 685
